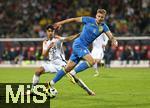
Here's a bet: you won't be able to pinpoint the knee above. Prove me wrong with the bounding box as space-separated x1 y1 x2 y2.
63 60 76 73
88 59 95 66
64 66 72 73
35 67 44 76
64 64 74 72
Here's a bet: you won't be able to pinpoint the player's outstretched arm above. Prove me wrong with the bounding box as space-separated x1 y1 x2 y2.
105 31 118 47
63 33 80 42
55 33 80 42
53 17 82 29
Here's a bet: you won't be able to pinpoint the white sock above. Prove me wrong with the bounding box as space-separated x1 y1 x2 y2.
50 80 55 87
32 74 40 89
93 63 98 72
70 70 76 76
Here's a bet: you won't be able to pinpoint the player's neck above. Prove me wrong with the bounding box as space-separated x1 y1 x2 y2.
48 37 53 40
95 20 102 25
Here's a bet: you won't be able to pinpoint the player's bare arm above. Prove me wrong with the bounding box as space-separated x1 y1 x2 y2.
63 33 80 42
105 31 118 47
53 17 82 29
55 33 80 42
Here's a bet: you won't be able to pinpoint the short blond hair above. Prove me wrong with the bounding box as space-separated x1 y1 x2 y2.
97 9 107 15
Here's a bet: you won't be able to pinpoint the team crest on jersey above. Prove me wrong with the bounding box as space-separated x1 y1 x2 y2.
98 26 103 32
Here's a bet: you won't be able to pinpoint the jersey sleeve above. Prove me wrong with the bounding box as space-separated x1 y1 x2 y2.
103 23 110 32
59 37 67 41
55 35 66 42
82 16 94 24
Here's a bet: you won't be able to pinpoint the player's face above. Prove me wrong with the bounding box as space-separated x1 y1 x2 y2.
96 13 105 24
46 28 53 39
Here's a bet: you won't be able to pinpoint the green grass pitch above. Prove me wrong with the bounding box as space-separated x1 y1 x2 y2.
0 67 150 108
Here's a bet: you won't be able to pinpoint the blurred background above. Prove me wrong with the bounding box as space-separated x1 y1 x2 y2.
0 0 149 67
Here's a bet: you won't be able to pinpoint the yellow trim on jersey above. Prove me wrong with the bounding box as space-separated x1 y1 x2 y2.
62 67 67 73
85 61 92 67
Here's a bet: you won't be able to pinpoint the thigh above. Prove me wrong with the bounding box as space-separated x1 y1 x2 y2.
83 54 95 66
69 53 80 64
77 47 90 58
92 50 104 60
91 49 99 59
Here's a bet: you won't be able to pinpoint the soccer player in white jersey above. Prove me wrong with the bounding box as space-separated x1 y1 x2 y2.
30 25 94 95
91 33 109 76
31 25 78 92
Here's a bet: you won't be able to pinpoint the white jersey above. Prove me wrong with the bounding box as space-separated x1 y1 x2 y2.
91 33 109 59
43 37 65 61
92 33 109 52
42 37 67 73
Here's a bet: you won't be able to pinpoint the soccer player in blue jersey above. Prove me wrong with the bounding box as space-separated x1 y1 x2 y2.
48 9 118 92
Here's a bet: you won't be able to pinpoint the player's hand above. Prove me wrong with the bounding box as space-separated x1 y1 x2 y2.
111 39 118 47
53 23 62 30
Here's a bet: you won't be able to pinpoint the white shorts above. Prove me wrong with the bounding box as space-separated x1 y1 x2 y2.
42 59 66 73
91 48 104 60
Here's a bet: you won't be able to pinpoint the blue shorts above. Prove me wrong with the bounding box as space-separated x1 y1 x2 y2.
69 43 90 64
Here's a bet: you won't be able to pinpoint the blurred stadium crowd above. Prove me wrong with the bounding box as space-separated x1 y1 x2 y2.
0 0 149 38
0 0 149 64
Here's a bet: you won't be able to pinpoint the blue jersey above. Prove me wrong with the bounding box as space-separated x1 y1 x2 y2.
74 16 110 46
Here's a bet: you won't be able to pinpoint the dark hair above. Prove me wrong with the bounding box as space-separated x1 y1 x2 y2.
46 24 54 30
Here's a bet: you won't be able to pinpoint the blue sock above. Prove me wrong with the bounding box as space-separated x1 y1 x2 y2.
53 68 66 83
74 61 91 74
